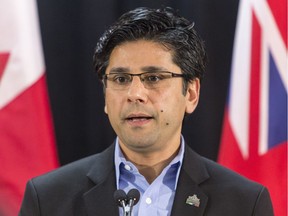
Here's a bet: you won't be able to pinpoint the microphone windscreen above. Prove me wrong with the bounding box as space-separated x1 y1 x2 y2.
127 189 140 205
113 189 127 207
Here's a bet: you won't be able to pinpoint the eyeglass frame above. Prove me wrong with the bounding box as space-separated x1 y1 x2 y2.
102 71 193 90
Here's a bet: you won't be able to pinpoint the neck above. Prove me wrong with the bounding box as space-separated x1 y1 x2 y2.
134 151 179 184
121 145 180 184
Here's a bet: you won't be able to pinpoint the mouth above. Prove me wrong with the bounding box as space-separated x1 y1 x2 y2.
125 114 153 123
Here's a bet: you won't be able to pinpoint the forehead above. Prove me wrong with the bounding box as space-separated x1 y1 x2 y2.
106 40 179 73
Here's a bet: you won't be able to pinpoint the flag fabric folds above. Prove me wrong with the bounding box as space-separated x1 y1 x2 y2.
0 0 59 215
218 0 287 215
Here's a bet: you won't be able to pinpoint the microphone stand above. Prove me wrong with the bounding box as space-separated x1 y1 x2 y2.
123 206 132 216
123 199 135 216
114 189 140 216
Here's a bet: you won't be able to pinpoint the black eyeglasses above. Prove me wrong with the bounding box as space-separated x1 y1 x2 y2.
102 71 190 90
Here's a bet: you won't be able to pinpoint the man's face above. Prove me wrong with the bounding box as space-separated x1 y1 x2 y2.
104 40 200 155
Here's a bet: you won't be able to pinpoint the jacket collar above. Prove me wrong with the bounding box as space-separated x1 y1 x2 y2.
83 144 119 216
171 145 210 216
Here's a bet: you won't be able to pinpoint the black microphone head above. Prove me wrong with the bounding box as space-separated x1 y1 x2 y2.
113 189 127 207
127 189 140 205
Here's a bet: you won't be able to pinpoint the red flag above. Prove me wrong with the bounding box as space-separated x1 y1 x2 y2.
218 0 287 215
0 0 59 215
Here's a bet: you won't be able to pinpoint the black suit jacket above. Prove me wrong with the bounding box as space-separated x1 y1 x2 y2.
19 144 274 215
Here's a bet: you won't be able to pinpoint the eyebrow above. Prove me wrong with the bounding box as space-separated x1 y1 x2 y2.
108 66 169 74
141 66 169 73
109 67 130 73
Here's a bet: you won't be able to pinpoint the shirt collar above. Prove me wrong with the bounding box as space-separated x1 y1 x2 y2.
114 136 185 189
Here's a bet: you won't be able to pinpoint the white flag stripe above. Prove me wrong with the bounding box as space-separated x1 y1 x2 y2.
229 0 252 159
0 0 44 109
252 0 287 90
259 34 269 155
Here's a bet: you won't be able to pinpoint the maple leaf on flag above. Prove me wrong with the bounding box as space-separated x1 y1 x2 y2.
0 52 10 81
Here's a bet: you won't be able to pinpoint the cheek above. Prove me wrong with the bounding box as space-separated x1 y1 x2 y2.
157 93 186 123
160 109 169 125
104 92 120 115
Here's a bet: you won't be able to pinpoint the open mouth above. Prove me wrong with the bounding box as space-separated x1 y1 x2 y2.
126 116 153 121
125 113 153 122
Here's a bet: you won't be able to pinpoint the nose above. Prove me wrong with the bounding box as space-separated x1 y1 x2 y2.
127 76 148 103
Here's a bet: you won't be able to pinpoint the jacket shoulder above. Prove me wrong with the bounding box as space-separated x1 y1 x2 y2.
181 146 274 215
20 145 116 215
31 144 114 193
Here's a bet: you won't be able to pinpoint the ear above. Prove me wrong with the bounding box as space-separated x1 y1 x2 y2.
104 104 108 114
185 78 200 114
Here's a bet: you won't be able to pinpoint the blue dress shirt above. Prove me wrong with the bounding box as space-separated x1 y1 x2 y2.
114 136 185 216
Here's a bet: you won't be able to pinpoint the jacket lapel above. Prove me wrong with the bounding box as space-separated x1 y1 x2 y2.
83 144 119 216
171 145 210 216
82 144 210 216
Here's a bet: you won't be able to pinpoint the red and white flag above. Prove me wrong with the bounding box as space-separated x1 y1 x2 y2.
218 0 287 215
0 0 59 215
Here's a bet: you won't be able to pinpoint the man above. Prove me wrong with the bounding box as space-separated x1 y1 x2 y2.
19 7 274 216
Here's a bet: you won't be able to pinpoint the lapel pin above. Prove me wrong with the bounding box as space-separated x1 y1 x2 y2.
186 194 200 207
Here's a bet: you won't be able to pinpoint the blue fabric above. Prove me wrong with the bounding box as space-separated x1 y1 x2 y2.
114 136 185 216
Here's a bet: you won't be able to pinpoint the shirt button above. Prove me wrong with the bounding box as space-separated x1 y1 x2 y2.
146 197 152 204
124 164 131 171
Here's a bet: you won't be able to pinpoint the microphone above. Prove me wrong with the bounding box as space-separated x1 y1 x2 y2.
114 189 140 216
114 189 128 209
127 189 140 211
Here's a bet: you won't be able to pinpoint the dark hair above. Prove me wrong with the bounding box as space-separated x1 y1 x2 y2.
93 7 207 90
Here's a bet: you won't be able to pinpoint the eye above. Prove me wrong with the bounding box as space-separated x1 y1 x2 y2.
111 74 130 84
144 73 164 83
